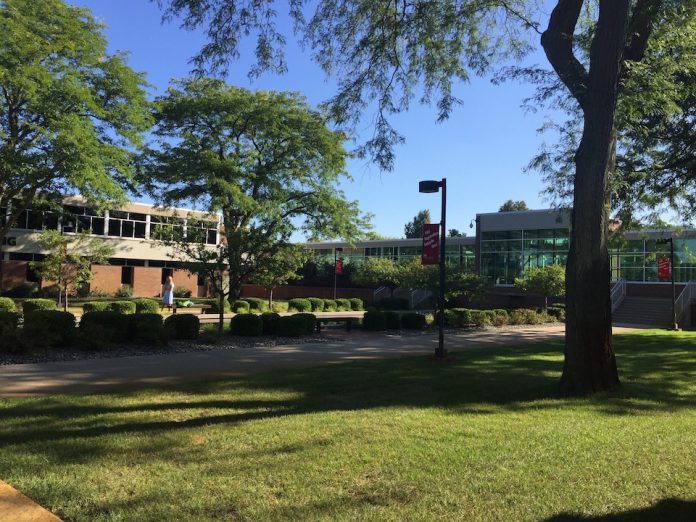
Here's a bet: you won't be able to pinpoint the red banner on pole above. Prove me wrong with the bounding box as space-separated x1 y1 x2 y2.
335 257 343 275
658 257 670 279
422 224 440 265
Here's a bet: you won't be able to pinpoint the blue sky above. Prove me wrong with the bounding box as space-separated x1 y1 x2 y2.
72 0 566 238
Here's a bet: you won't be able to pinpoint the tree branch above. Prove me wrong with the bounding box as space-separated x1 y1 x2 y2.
621 0 662 80
540 0 589 111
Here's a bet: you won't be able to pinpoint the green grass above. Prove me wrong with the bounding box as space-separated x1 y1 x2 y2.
1 330 695 521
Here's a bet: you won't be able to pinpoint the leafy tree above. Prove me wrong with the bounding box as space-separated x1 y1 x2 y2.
514 265 566 309
404 210 431 239
399 258 486 306
351 257 400 296
448 229 465 238
143 79 370 302
499 200 529 212
159 0 675 394
0 0 151 289
252 245 311 308
30 230 113 311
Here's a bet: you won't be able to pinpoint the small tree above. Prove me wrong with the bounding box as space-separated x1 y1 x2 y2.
404 210 431 239
30 230 113 310
514 265 566 309
399 258 487 308
448 229 465 238
499 200 529 212
253 245 311 308
351 257 400 296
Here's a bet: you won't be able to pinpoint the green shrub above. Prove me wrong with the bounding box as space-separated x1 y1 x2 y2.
288 298 312 312
276 315 307 337
375 297 409 310
271 301 289 313
445 308 472 327
469 310 493 327
133 298 160 314
5 282 39 298
193 297 231 314
401 312 426 330
336 298 352 311
308 297 325 312
80 311 132 345
83 301 109 313
232 300 251 313
131 313 164 344
164 314 200 340
493 313 509 327
106 300 137 314
293 313 317 334
260 312 281 335
0 312 20 353
173 287 192 298
362 310 386 331
493 309 509 318
547 306 566 321
322 299 337 312
22 298 56 314
509 308 544 325
230 313 263 336
484 310 497 322
244 297 269 312
23 310 76 348
0 297 16 313
384 311 401 329
349 298 364 311
115 285 133 298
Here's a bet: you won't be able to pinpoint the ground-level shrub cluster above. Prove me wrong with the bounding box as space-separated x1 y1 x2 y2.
286 297 364 312
444 307 559 328
230 312 317 337
363 311 427 331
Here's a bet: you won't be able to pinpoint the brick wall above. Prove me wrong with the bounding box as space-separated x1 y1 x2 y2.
133 267 164 298
173 269 198 297
90 265 123 295
241 284 375 304
0 261 28 290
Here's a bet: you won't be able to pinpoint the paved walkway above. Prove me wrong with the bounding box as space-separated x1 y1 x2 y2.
0 326 637 398
0 480 61 522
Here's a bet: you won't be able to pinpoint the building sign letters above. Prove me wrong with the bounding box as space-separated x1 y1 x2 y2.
1 236 17 247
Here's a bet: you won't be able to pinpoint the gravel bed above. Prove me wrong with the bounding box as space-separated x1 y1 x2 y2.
0 333 342 366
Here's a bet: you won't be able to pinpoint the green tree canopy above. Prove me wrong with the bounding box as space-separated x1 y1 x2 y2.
0 0 152 244
252 245 311 306
143 78 371 299
514 264 565 308
498 200 529 212
351 257 400 295
404 210 431 239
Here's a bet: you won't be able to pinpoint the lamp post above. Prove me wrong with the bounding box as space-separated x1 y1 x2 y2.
419 178 446 359
333 247 343 300
657 237 678 330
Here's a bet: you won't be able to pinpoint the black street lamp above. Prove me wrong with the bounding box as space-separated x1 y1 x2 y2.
419 178 447 359
657 237 678 330
333 247 343 300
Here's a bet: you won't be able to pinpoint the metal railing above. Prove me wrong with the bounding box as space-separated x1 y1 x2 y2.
610 278 627 313
373 286 390 301
409 288 432 309
675 280 696 328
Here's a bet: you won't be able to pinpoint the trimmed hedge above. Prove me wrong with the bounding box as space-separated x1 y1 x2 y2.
547 306 566 321
23 310 76 348
271 301 289 313
362 310 386 331
164 314 200 340
308 297 325 312
375 297 409 311
384 311 401 329
469 310 493 327
131 313 164 344
288 298 312 313
509 308 544 325
336 298 352 311
401 312 426 330
276 315 307 337
232 300 251 313
0 297 16 313
245 297 269 312
83 301 109 313
22 298 56 314
323 299 337 312
349 298 364 311
230 313 263 336
133 298 160 314
0 312 20 352
445 308 472 327
261 312 281 335
80 311 132 346
293 313 317 334
106 301 137 314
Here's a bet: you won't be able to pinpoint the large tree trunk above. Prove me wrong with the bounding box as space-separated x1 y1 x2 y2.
558 1 630 395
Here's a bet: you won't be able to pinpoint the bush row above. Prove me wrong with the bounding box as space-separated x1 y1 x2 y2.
444 307 561 327
229 312 317 337
285 297 364 312
0 311 201 353
362 311 427 331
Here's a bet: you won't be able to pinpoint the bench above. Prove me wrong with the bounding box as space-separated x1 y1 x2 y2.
171 304 212 314
315 316 358 332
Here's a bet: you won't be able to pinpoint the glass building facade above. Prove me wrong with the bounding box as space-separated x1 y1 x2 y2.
610 237 696 282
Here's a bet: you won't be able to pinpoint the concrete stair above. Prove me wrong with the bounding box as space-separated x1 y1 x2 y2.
612 297 674 327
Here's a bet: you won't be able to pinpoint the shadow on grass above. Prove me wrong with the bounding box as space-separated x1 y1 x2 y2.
545 498 696 522
0 332 694 446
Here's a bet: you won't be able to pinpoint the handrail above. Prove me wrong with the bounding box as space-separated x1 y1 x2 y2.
610 278 626 313
675 280 696 328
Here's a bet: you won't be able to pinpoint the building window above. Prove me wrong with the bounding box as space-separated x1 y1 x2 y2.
121 266 133 286
161 267 173 284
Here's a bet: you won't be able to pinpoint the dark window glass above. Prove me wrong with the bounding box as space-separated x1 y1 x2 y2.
121 221 134 238
9 253 34 261
148 260 165 268
27 210 43 230
85 207 100 216
124 259 145 267
110 210 128 219
63 205 84 216
129 212 146 222
121 266 133 285
14 210 28 229
161 267 173 284
197 274 205 286
77 215 92 233
43 212 58 230
134 221 146 238
206 229 217 244
26 263 41 282
91 217 104 235
150 215 164 223
109 258 126 266
108 220 121 236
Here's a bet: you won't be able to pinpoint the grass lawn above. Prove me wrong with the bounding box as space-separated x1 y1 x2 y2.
0 330 694 521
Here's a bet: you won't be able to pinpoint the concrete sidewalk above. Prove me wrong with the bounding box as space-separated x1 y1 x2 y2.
0 480 61 522
0 325 634 398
